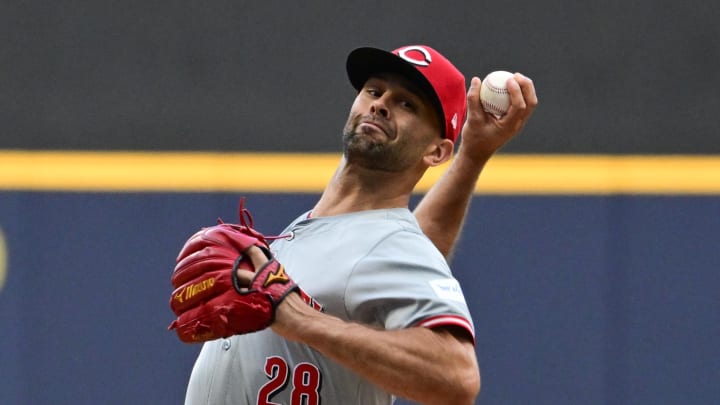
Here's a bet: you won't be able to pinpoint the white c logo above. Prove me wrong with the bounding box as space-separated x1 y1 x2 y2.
397 46 432 67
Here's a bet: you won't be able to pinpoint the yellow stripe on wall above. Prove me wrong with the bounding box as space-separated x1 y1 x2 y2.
1 151 719 195
0 151 340 193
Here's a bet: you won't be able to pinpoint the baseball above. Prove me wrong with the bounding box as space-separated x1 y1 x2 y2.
480 70 514 117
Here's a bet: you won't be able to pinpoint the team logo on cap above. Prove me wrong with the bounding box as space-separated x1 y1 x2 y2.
397 46 432 67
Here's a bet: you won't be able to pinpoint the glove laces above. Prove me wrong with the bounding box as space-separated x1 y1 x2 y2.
217 197 294 241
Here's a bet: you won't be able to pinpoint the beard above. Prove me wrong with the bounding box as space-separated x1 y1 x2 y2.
342 114 415 172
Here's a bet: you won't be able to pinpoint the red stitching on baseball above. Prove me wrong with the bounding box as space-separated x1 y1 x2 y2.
482 101 505 115
486 82 509 94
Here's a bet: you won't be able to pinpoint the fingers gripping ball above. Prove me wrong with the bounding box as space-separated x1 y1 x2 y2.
480 70 514 118
168 223 298 343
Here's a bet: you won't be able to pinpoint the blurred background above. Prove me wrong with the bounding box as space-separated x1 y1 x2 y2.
1 1 718 404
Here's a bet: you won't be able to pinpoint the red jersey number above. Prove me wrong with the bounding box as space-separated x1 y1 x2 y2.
258 356 321 405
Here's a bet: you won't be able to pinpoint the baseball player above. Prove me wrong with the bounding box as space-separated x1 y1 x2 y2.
169 45 537 405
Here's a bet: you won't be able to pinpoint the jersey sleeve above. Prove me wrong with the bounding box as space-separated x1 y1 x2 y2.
343 230 475 341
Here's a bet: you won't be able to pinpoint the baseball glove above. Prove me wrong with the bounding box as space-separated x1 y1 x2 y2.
168 203 298 343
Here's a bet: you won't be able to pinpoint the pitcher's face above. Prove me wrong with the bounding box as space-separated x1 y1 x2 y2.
342 73 442 172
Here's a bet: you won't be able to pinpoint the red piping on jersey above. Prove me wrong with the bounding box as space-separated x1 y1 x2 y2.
416 315 475 344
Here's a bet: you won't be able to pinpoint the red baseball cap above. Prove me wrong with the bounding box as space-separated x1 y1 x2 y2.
346 45 467 142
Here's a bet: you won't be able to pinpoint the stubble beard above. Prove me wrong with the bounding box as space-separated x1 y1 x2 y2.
342 117 412 173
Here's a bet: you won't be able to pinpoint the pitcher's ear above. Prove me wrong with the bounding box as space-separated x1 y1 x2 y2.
424 139 454 167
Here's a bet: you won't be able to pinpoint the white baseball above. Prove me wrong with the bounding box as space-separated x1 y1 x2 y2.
480 70 514 117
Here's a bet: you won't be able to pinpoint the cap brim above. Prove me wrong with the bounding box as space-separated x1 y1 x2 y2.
346 47 446 138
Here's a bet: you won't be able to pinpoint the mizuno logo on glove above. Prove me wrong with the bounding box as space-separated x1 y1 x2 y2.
175 277 217 304
264 264 290 287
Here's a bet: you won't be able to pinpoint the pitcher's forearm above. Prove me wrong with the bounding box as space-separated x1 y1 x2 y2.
414 152 489 258
272 294 480 405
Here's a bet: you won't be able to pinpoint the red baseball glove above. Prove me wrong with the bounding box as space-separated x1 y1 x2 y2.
168 206 298 343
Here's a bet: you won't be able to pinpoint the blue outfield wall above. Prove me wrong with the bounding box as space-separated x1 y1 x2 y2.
0 192 718 404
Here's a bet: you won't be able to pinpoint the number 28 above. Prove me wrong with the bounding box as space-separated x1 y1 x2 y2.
257 356 322 405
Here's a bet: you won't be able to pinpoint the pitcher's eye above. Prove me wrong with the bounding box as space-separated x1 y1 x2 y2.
365 88 381 97
400 100 415 110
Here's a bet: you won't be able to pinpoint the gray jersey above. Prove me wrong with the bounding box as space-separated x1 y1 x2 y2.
185 208 474 405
